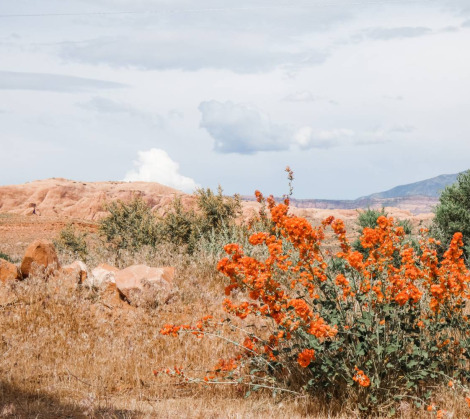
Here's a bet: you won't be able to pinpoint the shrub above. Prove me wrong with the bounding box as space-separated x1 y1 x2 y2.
433 170 470 261
98 189 242 257
158 196 198 248
99 196 159 255
55 224 88 261
158 187 242 254
194 186 242 234
160 191 470 416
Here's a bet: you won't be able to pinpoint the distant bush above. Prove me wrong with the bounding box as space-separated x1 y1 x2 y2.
99 188 242 256
194 186 242 234
433 170 470 261
55 224 89 261
99 197 159 255
157 197 198 248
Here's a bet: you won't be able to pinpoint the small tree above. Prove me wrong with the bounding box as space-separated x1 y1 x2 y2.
99 196 159 255
433 170 470 261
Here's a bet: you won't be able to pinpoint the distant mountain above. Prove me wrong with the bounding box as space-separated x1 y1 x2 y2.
243 171 464 214
362 173 460 200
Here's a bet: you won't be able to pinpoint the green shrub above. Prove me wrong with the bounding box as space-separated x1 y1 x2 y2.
433 170 470 261
194 186 242 234
55 224 88 261
158 187 242 254
98 188 242 257
99 197 159 255
157 197 198 248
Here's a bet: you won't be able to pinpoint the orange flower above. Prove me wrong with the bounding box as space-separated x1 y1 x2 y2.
297 349 315 368
353 366 371 387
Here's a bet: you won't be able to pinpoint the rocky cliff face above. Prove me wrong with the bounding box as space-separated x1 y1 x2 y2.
0 178 191 220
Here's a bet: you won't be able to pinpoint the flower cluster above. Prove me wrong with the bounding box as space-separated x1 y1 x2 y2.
352 366 371 387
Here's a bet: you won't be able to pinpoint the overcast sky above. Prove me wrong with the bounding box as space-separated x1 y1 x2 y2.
0 0 469 199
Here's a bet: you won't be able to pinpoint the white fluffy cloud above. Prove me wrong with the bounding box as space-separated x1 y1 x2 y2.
123 148 199 192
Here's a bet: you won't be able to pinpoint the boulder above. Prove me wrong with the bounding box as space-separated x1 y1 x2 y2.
90 263 119 287
115 264 174 307
101 282 126 308
61 260 88 284
0 259 20 283
20 240 60 278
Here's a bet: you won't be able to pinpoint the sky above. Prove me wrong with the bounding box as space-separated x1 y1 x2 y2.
0 0 469 199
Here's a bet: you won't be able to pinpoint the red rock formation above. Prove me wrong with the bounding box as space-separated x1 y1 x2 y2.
20 239 60 278
0 178 193 221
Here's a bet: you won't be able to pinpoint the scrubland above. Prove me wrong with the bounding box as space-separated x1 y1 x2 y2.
1 176 470 418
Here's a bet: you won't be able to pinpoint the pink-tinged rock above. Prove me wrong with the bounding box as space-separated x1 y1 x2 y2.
115 264 174 307
90 263 119 287
0 259 20 283
20 240 60 278
61 260 88 284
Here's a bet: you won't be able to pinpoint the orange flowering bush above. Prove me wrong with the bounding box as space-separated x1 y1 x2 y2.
160 183 470 415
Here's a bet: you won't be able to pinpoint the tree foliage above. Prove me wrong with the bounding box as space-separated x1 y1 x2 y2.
433 170 470 261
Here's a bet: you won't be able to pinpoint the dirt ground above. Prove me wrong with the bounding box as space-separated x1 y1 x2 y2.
0 213 97 261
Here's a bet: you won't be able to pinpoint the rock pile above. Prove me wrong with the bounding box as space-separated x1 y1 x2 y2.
0 239 175 308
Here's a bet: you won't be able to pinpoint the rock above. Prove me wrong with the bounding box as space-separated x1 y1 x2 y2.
61 260 88 284
90 263 119 287
0 259 20 283
101 282 126 308
20 240 60 278
115 264 174 307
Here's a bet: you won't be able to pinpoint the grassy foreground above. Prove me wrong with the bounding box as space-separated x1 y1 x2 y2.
0 242 465 418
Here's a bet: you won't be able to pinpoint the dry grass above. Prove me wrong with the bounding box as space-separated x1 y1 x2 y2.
0 239 466 418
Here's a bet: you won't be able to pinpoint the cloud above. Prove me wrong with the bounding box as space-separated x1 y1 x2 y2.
283 91 316 102
283 90 338 105
77 96 164 126
462 20 470 27
61 34 328 73
0 71 126 92
123 148 198 192
294 127 355 149
199 100 364 153
388 124 415 133
356 27 433 41
198 100 292 154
